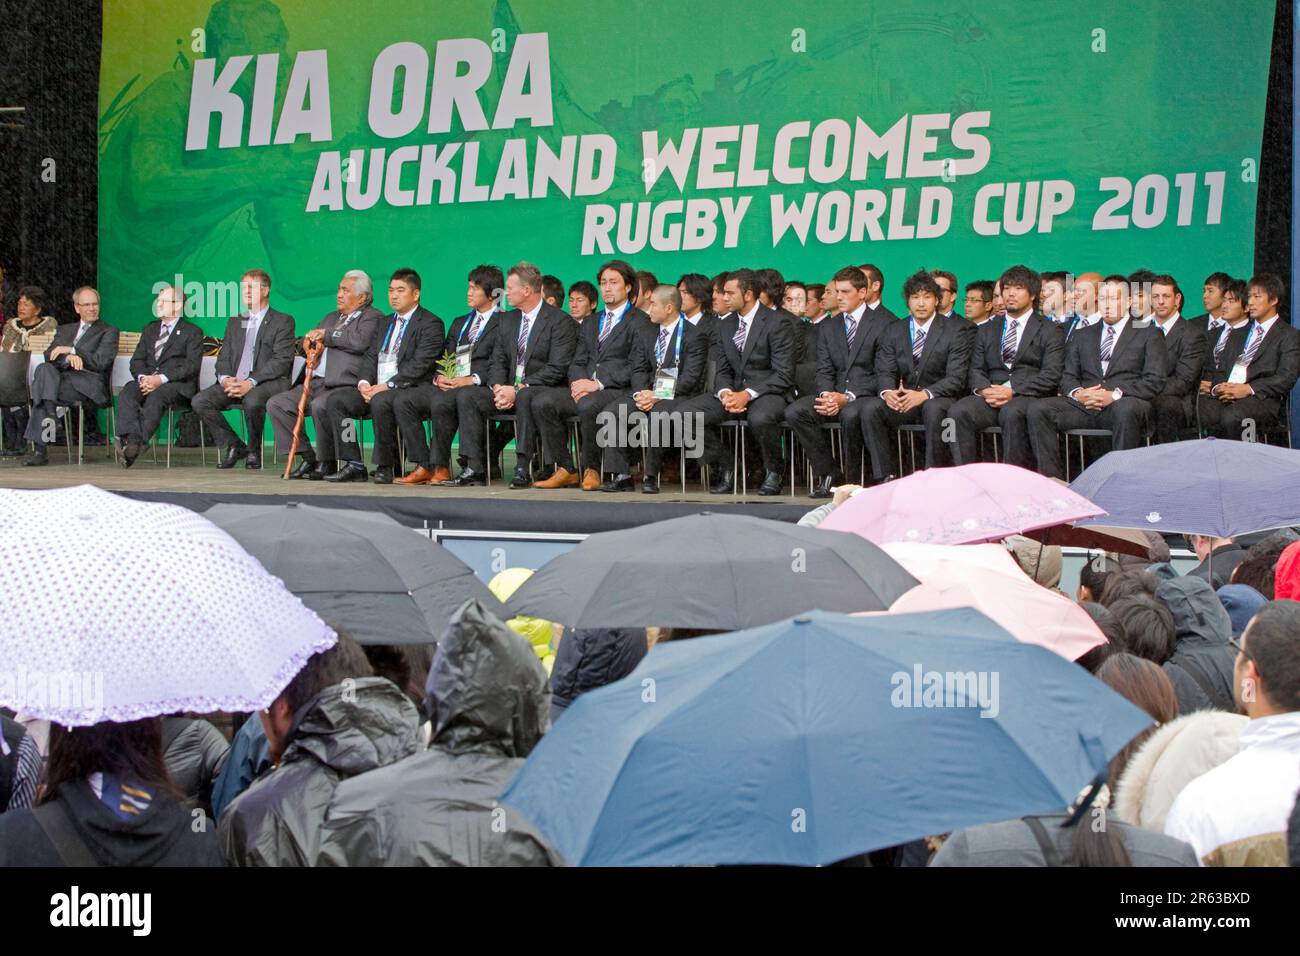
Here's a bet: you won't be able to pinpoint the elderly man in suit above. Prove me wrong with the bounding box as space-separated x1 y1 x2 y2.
190 268 295 470
266 270 384 480
115 285 204 466
23 286 119 466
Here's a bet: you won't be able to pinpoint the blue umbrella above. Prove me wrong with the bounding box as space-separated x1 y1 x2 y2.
1070 438 1300 538
500 608 1152 866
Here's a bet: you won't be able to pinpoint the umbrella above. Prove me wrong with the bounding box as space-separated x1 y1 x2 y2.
501 608 1151 866
505 513 918 629
1025 522 1158 560
204 501 510 645
1070 438 1300 538
874 542 1105 660
0 485 335 726
819 463 1104 545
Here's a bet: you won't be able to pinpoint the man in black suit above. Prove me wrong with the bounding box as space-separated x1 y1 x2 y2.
1184 271 1233 335
321 268 443 484
605 283 709 493
932 269 964 322
785 266 891 495
522 260 648 491
683 267 794 495
1149 274 1208 444
859 270 975 481
1027 275 1169 479
115 285 203 467
949 265 1064 469
267 270 384 479
395 264 507 487
1197 278 1249 397
492 263 578 488
23 286 119 466
190 268 294 470
1197 273 1300 441
858 263 900 322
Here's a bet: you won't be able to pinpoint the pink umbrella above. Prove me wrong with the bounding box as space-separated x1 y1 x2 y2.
820 463 1104 546
866 542 1105 661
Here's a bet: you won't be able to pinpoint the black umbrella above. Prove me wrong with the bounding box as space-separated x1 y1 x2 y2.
506 513 918 630
204 502 510 644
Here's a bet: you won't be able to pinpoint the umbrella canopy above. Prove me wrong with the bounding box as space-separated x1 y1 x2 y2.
501 608 1151 866
505 513 918 629
1025 522 1157 560
1070 438 1300 538
875 542 1105 660
0 485 335 726
820 463 1104 545
204 501 510 645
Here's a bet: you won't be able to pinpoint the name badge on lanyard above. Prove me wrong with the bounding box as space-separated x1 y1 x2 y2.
454 344 473 377
653 368 678 399
378 356 399 385
515 363 525 387
1227 363 1249 385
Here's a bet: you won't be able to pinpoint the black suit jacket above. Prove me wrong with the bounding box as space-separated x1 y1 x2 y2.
489 303 577 388
1200 320 1238 379
300 305 385 387
443 307 505 385
359 306 443 389
130 318 203 393
45 321 119 406
628 318 708 398
1210 318 1300 401
569 304 651 389
968 311 1064 398
1060 319 1168 400
816 309 893 398
1157 319 1208 398
874 314 975 399
868 302 901 323
214 307 295 384
712 305 795 398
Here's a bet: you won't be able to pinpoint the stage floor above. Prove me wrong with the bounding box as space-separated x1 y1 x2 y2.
0 447 812 532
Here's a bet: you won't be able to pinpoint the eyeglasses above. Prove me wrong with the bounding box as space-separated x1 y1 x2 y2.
1228 636 1254 662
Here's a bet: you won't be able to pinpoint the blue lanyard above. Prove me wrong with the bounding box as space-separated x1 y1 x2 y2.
660 318 683 367
382 314 409 353
460 309 492 345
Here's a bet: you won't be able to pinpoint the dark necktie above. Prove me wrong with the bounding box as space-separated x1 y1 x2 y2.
1000 318 1018 365
154 323 172 361
845 314 858 349
465 311 485 344
911 324 927 363
1212 326 1230 365
655 326 670 366
1099 325 1116 364
733 319 748 352
516 314 532 366
599 310 616 343
1238 324 1266 366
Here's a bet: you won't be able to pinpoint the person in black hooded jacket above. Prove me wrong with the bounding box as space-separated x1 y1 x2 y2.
0 718 223 867
550 627 647 722
1154 576 1238 713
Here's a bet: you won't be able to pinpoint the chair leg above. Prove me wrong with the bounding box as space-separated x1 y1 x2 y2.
484 419 492 487
167 409 174 468
77 405 85 466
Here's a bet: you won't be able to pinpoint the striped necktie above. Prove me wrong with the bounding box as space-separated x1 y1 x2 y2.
845 314 858 349
1238 324 1267 366
1000 318 1018 365
733 318 748 352
154 323 172 361
599 310 616 343
1212 325 1230 365
464 311 484 344
1099 325 1116 364
516 313 532 366
655 326 670 366
911 323 927 363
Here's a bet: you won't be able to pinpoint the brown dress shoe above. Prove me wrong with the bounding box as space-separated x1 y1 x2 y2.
395 466 436 485
429 466 451 483
581 468 602 491
534 466 580 489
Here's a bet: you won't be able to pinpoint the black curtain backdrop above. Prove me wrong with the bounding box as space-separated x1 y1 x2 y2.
0 0 1291 322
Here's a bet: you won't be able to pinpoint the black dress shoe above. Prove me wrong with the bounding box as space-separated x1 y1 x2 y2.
443 467 487 487
216 445 249 469
245 453 262 470
600 473 634 492
709 468 735 494
323 462 368 483
509 466 532 489
23 451 48 467
642 475 660 495
288 457 317 479
757 471 784 496
809 473 843 499
867 473 897 487
308 461 337 481
372 467 394 484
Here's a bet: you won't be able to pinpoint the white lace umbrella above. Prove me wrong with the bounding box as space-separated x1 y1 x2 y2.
0 485 336 726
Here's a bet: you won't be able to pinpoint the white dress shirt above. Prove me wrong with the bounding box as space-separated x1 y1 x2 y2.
142 319 177 386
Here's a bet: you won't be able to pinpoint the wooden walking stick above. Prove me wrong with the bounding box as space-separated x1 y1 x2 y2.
282 333 326 479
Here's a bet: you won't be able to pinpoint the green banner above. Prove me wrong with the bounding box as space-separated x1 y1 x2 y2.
99 0 1276 333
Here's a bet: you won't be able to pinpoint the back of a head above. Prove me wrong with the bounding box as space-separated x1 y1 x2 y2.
1244 600 1300 713
1099 568 1157 608
1109 596 1176 664
1095 652 1179 833
41 718 180 807
279 634 373 719
1079 555 1122 603
1075 602 1127 672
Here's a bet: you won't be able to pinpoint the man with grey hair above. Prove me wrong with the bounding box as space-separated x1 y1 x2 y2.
267 270 384 479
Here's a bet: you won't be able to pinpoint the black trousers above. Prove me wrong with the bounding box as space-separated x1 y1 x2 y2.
690 392 786 473
860 395 953 479
1027 395 1150 479
1152 392 1196 444
116 380 194 445
24 363 101 449
784 395 867 481
323 386 403 466
948 394 1037 468
393 382 438 468
191 378 288 451
1196 393 1282 440
449 385 513 472
265 380 352 459
530 386 632 474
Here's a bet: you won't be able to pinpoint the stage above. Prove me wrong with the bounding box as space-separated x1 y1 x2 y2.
0 447 812 533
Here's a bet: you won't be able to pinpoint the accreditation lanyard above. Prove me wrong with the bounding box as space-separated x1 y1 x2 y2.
657 316 684 370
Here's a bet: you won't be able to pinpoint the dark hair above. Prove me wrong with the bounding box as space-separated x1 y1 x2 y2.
1243 600 1300 710
363 643 434 707
757 268 786 304
1102 273 1130 287
677 273 713 311
278 634 373 717
930 269 958 294
1127 268 1157 286
999 264 1042 300
1109 596 1176 664
965 280 994 302
598 259 637 297
711 271 731 292
390 268 421 292
806 282 826 303
658 627 726 641
726 268 760 299
634 271 658 300
858 263 884 293
1079 554 1123 602
568 280 598 305
1247 273 1285 305
1230 534 1295 599
832 265 868 290
39 718 181 807
902 269 941 301
1098 568 1157 607
242 268 272 291
1222 278 1247 302
542 274 565 304
1076 602 1128 670
784 280 806 295
1204 272 1233 293
1096 652 1178 791
1151 273 1180 297
467 264 504 297
17 285 47 311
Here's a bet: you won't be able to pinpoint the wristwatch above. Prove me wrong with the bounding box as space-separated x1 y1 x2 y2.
1111 388 1123 401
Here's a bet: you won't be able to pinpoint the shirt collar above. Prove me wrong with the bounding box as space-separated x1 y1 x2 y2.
684 311 702 325
475 306 495 321
739 303 760 325
846 303 867 324
911 313 935 329
521 301 543 324
1007 307 1033 324
661 315 681 337
395 307 416 322
248 306 267 323
603 300 629 322
1101 315 1130 339
1254 315 1279 335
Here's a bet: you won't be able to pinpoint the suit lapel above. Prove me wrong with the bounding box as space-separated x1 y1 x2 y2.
845 313 869 366
1011 315 1037 364
1108 321 1141 368
523 308 547 366
740 310 764 367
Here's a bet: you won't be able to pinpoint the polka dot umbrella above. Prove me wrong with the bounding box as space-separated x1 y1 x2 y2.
0 485 336 726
